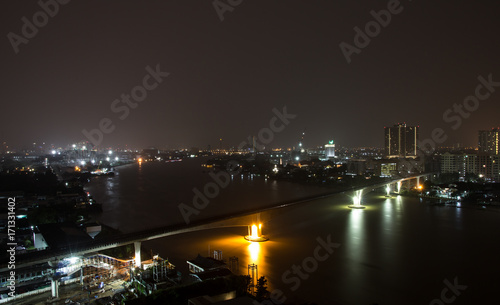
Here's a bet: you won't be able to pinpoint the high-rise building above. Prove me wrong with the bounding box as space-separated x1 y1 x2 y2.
384 123 419 158
440 152 500 182
478 128 499 155
325 140 336 158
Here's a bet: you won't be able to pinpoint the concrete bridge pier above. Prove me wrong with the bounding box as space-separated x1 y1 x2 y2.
245 223 268 242
50 278 59 299
134 241 141 268
247 225 261 238
348 189 366 209
385 184 392 197
397 180 402 193
244 214 268 242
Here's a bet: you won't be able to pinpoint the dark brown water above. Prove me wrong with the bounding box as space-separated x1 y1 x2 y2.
86 157 328 232
86 159 500 304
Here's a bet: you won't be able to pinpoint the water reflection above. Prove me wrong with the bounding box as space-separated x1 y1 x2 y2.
346 208 365 262
105 177 116 196
248 242 260 264
139 193 494 303
381 198 396 263
396 195 402 210
454 202 463 230
382 198 392 227
202 234 269 278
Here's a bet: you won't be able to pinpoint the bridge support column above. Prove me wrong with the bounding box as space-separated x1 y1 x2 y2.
417 177 420 188
245 224 268 242
385 184 391 197
348 189 366 209
134 241 141 268
397 181 402 193
51 278 59 299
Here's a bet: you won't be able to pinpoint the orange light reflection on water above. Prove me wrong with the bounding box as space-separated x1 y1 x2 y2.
248 241 260 264
209 234 270 278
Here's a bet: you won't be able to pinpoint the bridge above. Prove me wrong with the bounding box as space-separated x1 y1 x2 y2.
347 173 436 208
1 172 436 300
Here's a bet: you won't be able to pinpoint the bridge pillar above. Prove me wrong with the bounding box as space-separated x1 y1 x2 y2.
417 177 420 188
245 223 268 242
50 278 59 298
348 189 366 209
134 241 141 268
397 181 402 193
385 184 391 197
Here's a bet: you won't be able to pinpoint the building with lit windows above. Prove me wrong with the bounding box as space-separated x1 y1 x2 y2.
479 128 499 155
440 152 500 182
384 123 419 158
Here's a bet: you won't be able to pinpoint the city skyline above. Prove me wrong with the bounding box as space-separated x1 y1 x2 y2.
1 121 496 153
1 1 500 149
3 2 500 302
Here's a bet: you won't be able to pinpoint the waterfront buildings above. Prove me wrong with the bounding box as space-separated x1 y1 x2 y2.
439 129 500 182
440 152 500 182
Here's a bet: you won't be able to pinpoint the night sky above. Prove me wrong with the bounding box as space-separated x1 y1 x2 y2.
1 1 499 150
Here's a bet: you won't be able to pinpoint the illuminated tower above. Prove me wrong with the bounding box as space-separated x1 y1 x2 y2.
325 140 336 158
384 123 419 158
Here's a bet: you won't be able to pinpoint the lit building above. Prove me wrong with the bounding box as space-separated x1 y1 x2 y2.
440 152 500 181
325 140 336 158
380 162 397 177
479 128 499 155
384 123 419 158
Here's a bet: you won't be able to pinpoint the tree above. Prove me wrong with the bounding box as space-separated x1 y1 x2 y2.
255 276 269 300
236 275 251 296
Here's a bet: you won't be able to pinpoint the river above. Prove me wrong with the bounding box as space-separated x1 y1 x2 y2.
85 158 500 304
